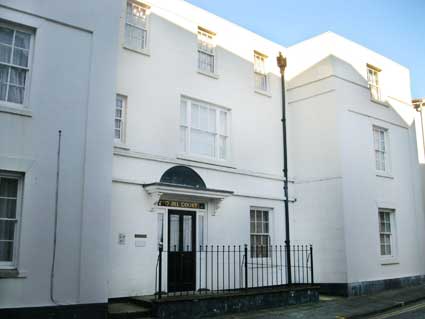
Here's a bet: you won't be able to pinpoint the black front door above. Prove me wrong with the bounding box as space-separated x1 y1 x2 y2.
167 210 196 292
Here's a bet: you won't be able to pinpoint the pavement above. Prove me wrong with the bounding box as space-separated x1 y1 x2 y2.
207 285 425 319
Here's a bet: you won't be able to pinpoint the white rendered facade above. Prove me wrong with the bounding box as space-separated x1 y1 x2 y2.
287 32 425 295
1 0 425 315
0 0 121 312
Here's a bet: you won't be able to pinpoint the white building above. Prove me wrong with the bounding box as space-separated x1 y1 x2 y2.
287 32 425 295
1 0 424 317
0 0 121 317
110 0 292 298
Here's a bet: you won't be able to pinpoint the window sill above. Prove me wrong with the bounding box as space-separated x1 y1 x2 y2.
0 268 27 278
254 89 272 98
380 258 399 265
114 143 130 151
376 172 394 179
370 98 390 108
0 104 32 117
123 45 150 57
177 153 235 169
197 70 220 79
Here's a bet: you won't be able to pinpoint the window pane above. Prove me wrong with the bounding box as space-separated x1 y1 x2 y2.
0 241 13 262
0 44 12 64
191 103 199 128
169 215 180 252
0 178 18 198
198 215 204 247
14 31 30 50
9 67 26 86
219 136 227 160
12 48 29 67
219 111 227 135
256 210 262 222
0 27 14 46
157 213 164 244
208 108 216 132
183 215 192 252
250 221 255 233
199 106 208 130
0 220 15 240
7 85 24 104
190 130 215 157
0 64 9 84
250 210 255 221
0 199 17 219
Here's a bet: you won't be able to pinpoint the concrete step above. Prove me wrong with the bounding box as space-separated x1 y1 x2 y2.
108 302 152 319
130 295 155 309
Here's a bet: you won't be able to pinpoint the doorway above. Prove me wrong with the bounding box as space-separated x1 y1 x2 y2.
167 210 196 292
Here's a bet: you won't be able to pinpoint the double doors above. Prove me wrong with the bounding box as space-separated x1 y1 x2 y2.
167 210 196 292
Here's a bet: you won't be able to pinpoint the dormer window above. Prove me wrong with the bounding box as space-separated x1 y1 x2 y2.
125 1 150 53
367 63 382 101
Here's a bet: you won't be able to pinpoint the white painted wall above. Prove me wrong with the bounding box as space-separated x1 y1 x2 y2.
0 0 120 308
287 34 425 289
109 0 290 297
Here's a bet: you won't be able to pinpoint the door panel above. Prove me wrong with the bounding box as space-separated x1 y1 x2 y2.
168 210 196 292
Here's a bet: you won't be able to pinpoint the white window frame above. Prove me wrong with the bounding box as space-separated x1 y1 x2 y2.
378 208 397 262
367 64 382 102
373 125 391 176
0 171 23 269
254 51 269 93
0 21 34 109
124 1 150 54
250 207 272 258
197 27 216 75
115 94 127 144
180 96 230 162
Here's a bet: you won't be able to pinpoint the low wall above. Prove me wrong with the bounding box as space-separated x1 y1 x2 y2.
152 286 320 319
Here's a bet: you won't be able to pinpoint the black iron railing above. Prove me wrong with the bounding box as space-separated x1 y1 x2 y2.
155 244 314 299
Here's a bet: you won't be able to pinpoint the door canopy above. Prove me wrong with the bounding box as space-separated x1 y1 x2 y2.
160 165 206 189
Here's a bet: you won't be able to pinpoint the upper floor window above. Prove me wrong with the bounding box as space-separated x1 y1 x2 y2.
115 95 127 143
250 208 270 258
379 209 396 258
367 64 381 101
125 1 150 52
0 172 23 268
180 97 229 161
254 51 268 92
197 27 216 74
373 126 390 174
0 24 32 106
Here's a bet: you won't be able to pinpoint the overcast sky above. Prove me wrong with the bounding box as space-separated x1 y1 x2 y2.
187 0 425 99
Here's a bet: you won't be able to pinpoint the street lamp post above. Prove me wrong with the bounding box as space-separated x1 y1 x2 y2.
277 52 292 285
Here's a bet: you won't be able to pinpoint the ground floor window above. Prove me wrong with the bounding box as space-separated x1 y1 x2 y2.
0 171 22 267
250 208 270 258
379 209 396 257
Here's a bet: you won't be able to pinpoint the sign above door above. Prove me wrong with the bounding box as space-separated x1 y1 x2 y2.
158 200 205 210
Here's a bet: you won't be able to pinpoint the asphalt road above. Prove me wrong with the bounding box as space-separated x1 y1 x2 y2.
366 301 425 319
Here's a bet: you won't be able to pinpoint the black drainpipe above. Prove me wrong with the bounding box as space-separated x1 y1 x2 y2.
277 52 292 285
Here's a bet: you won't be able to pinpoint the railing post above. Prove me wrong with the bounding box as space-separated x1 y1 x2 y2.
158 243 163 299
309 245 314 285
244 244 248 290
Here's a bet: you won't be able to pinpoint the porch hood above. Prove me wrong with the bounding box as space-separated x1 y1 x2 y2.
143 182 233 213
